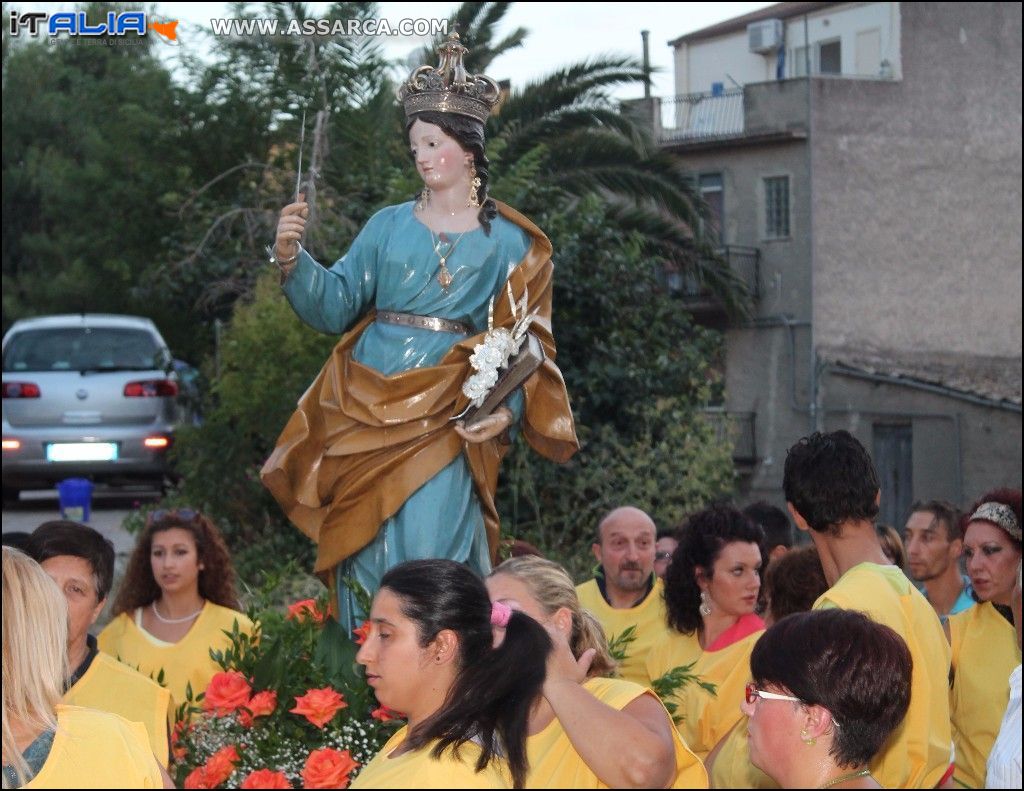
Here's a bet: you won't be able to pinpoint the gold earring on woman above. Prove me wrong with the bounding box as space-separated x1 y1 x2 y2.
468 165 481 209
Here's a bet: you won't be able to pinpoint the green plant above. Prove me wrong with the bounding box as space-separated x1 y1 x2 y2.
650 662 718 724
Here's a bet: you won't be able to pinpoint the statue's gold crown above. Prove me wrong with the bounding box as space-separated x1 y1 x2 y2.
398 33 500 124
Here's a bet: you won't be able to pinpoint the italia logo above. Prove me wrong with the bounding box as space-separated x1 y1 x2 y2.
9 10 179 43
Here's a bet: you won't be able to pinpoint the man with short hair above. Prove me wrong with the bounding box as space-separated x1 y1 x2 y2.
576 506 667 686
784 431 952 789
28 520 173 766
904 500 973 622
743 501 794 561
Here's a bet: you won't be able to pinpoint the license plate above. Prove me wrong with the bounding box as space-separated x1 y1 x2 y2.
46 442 118 462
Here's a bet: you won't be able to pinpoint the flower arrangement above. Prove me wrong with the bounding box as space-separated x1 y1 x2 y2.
171 580 400 789
462 284 537 407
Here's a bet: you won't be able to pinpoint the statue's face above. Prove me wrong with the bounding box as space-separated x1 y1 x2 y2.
409 119 472 192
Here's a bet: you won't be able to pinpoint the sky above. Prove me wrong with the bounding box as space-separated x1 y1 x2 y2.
10 2 775 99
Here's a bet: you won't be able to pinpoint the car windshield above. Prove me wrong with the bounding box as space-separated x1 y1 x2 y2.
2 327 166 373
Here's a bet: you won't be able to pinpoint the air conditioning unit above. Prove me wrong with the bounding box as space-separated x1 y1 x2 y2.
748 19 783 54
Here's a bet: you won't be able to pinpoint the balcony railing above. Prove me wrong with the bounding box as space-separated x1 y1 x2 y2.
658 88 744 143
702 408 757 464
663 245 761 311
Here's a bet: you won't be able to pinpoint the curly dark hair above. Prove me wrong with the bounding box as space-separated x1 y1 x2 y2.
959 487 1022 549
406 111 498 235
763 545 828 622
663 505 764 634
783 431 880 536
751 609 912 769
112 510 241 615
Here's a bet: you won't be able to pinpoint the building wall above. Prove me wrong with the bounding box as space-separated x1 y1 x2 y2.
810 1 1023 357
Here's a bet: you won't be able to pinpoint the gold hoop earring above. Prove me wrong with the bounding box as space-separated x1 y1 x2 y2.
801 728 816 746
467 166 481 209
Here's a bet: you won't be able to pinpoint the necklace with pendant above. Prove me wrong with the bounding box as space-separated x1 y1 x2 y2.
431 229 467 290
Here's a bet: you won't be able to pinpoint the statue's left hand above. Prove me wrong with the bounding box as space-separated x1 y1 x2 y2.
455 406 513 444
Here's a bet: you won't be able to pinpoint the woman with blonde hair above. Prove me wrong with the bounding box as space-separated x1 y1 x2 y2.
1 547 168 788
98 508 253 710
486 556 707 788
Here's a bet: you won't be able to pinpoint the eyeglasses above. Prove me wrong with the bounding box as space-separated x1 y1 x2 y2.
655 551 673 561
745 682 802 705
146 508 199 527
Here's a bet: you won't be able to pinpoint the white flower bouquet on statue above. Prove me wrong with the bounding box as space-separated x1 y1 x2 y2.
456 284 545 426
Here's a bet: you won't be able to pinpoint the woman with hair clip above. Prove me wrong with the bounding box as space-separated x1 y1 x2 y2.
945 488 1023 788
645 505 766 788
261 33 578 630
2 547 171 788
486 556 708 789
352 559 551 789
98 508 254 709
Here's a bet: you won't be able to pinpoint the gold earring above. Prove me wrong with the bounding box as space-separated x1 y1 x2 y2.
801 728 816 746
467 166 481 208
416 187 431 212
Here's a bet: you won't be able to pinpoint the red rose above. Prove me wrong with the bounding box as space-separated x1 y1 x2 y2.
238 690 278 727
352 620 371 646
172 719 191 760
183 766 213 789
203 745 241 787
240 769 292 789
203 670 252 716
301 748 359 789
290 687 347 729
371 705 402 722
286 598 326 624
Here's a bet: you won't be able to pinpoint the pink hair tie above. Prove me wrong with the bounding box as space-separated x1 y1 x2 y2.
490 601 513 628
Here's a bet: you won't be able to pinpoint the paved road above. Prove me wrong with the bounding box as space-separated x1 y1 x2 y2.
2 486 157 555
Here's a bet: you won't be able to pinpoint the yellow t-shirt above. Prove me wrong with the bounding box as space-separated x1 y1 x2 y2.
814 562 952 789
525 676 708 789
948 601 1022 788
351 725 510 789
576 577 669 687
23 705 163 788
645 627 763 761
97 601 254 710
63 651 173 766
708 719 778 789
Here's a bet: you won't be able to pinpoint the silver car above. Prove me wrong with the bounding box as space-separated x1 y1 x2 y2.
2 314 184 503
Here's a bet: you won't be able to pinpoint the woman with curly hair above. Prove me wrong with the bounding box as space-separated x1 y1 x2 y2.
98 509 254 710
946 487 1023 788
645 505 766 786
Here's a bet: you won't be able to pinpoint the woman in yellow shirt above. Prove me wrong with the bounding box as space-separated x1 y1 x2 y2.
353 559 551 789
98 509 254 711
1 547 169 789
486 556 707 789
645 506 766 769
947 490 1023 788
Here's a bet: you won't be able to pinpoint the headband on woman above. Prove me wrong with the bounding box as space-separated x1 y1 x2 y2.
490 601 512 628
970 501 1022 541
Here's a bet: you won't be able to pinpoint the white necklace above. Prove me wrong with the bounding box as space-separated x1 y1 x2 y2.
152 600 204 624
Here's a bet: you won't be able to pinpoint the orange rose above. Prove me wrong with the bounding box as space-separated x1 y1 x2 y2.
301 748 359 789
240 769 292 788
183 766 213 789
203 670 252 715
290 687 347 728
352 620 371 645
371 705 402 722
203 744 241 787
172 719 191 760
286 598 326 624
238 689 278 727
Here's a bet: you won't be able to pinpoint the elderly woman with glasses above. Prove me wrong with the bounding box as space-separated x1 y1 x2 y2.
98 509 253 711
742 609 912 789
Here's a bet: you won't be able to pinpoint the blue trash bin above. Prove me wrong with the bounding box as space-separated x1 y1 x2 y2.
57 478 94 523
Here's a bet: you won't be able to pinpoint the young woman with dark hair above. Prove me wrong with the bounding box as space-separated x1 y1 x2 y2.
98 509 253 709
947 487 1023 788
743 609 912 789
645 506 765 787
352 559 552 789
261 34 578 633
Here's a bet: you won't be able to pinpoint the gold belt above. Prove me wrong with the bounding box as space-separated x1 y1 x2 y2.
376 310 472 335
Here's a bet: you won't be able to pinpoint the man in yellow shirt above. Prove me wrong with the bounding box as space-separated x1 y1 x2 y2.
28 520 173 766
783 431 953 789
576 506 668 686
